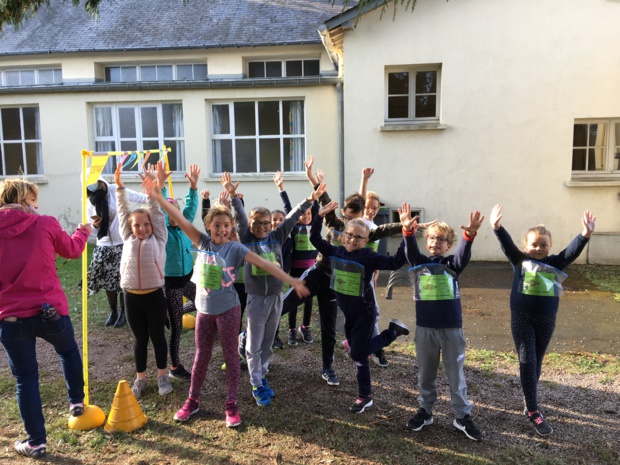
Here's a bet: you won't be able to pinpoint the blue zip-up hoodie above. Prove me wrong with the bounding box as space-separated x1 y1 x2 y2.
162 187 198 277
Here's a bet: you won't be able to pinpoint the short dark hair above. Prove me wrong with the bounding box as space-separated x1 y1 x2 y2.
342 193 365 214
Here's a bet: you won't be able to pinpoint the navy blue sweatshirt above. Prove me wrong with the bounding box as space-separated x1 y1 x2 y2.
494 226 589 316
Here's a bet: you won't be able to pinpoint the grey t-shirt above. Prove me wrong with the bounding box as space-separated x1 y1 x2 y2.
194 234 249 315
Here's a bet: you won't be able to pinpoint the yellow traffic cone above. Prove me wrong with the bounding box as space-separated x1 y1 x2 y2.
182 313 196 329
104 380 148 433
68 404 106 430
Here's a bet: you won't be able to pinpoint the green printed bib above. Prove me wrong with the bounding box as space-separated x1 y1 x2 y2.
332 269 363 296
521 271 556 296
418 274 455 300
365 240 379 252
237 265 244 284
191 251 226 291
294 233 316 251
252 251 278 276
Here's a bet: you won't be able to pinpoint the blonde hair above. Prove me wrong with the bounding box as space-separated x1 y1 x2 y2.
129 207 151 226
525 224 552 245
204 205 234 229
366 191 380 203
0 178 38 207
250 206 271 221
346 218 370 236
425 222 457 245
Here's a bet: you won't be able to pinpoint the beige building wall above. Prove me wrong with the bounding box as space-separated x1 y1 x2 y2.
0 45 340 231
340 0 620 263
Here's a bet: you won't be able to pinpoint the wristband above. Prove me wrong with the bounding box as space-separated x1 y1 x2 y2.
463 230 477 240
402 228 414 237
117 186 126 191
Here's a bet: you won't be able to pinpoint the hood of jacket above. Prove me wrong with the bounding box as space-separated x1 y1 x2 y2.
0 205 39 240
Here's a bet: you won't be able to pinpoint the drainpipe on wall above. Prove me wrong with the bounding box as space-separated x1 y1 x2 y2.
318 25 346 205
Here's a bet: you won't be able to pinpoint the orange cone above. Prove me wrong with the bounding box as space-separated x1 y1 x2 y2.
104 380 148 433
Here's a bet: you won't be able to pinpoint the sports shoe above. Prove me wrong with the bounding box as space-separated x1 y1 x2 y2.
131 377 148 399
252 385 271 406
406 407 434 431
528 410 553 436
287 328 298 345
453 414 483 441
321 368 340 386
299 325 313 343
158 375 173 396
371 349 389 367
238 331 247 360
70 402 85 417
169 364 192 381
262 378 275 398
225 402 241 428
272 334 284 349
350 395 373 413
174 398 200 421
14 440 46 458
388 319 410 337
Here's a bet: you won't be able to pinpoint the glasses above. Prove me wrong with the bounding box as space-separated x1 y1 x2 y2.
252 221 271 229
344 232 367 241
427 235 448 244
365 206 379 212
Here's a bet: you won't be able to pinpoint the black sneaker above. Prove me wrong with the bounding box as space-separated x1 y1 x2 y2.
272 334 284 349
388 319 410 337
14 440 46 458
70 402 85 417
299 325 313 343
350 395 373 413
528 410 553 436
453 415 483 441
321 368 340 386
169 364 192 381
406 407 434 431
371 349 389 367
287 328 298 346
238 331 247 360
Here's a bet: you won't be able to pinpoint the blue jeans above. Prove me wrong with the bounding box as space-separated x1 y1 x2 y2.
0 315 84 447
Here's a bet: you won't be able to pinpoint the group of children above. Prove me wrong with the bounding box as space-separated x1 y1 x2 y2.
93 158 596 441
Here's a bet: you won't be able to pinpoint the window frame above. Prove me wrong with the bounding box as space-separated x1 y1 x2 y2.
0 68 62 86
104 63 208 83
0 105 42 176
384 64 441 124
92 102 185 173
571 118 620 180
210 99 306 175
246 59 321 78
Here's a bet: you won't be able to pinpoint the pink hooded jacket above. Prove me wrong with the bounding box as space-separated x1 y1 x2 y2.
0 205 88 319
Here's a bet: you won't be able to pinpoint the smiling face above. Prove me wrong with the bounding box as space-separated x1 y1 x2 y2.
271 211 285 229
251 213 272 239
343 222 369 252
425 226 452 257
364 198 380 222
298 207 312 225
207 213 232 245
341 207 364 224
524 231 552 260
131 211 153 240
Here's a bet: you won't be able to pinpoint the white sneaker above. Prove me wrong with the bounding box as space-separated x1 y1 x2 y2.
158 375 173 396
131 378 148 399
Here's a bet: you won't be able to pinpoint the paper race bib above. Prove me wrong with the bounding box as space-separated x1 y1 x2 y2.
191 251 226 290
294 231 316 251
252 251 279 276
519 260 567 297
330 257 365 297
409 263 459 301
365 240 379 252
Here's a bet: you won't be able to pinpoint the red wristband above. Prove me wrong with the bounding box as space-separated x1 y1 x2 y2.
402 228 414 237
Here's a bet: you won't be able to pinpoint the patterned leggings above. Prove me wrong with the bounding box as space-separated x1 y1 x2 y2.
164 281 196 367
188 306 241 406
511 309 557 413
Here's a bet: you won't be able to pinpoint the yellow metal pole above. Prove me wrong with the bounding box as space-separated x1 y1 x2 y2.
81 150 91 405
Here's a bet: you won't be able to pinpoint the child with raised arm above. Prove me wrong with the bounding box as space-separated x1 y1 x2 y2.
162 164 200 382
220 172 325 406
310 200 417 413
115 163 172 399
148 162 308 428
405 210 484 441
489 205 596 436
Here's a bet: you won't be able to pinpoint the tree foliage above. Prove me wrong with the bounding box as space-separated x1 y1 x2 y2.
0 0 102 31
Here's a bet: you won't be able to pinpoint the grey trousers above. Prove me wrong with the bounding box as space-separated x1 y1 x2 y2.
246 293 282 388
414 326 472 418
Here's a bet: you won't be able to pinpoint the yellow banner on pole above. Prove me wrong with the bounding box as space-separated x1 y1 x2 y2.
85 155 110 186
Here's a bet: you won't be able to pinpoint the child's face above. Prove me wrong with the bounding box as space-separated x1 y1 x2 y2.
167 200 181 227
364 199 380 222
524 232 552 260
343 223 368 252
21 192 38 210
426 227 452 256
131 212 153 240
251 213 272 239
207 214 232 245
341 207 363 224
299 207 312 225
271 212 285 229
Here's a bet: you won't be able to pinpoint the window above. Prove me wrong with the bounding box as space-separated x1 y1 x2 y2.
0 106 42 176
572 119 620 179
247 59 320 78
385 65 441 122
104 64 208 82
211 100 305 173
0 68 62 86
93 103 185 172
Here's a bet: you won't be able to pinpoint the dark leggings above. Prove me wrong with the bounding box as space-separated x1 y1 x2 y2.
164 281 196 368
234 282 247 333
287 267 313 329
106 290 124 313
511 309 557 413
124 289 168 373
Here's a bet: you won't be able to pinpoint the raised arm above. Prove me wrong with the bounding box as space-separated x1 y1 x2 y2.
182 164 200 222
200 189 211 221
358 167 374 199
274 171 293 214
460 210 484 239
490 204 524 264
114 163 133 241
243 251 310 298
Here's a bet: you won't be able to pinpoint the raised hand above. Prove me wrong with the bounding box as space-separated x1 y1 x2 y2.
398 202 419 232
151 160 170 188
318 201 339 218
274 171 284 192
362 167 374 180
311 183 327 201
304 155 317 185
219 172 239 197
114 162 124 188
490 204 503 230
200 189 210 200
460 210 485 237
581 210 596 238
185 164 200 190
315 168 325 185
218 190 231 208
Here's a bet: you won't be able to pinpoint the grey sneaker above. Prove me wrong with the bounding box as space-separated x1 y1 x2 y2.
131 377 148 399
528 410 553 436
158 375 173 396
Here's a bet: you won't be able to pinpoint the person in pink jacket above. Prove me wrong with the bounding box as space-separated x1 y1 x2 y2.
0 178 91 459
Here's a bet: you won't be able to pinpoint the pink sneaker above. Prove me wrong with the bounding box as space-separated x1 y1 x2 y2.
174 398 199 422
225 401 241 428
